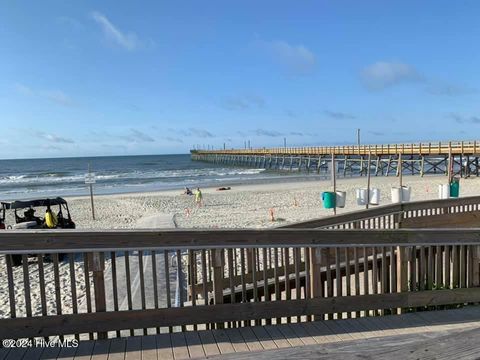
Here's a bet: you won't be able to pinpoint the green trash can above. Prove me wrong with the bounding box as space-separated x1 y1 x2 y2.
450 178 460 198
322 191 336 209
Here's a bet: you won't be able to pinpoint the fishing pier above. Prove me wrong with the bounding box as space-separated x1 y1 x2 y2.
2 196 480 358
191 141 480 178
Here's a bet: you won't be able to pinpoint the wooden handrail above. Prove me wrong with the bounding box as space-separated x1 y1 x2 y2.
2 228 480 253
191 140 480 156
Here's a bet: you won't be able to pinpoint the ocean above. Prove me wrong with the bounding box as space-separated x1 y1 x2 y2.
0 154 317 200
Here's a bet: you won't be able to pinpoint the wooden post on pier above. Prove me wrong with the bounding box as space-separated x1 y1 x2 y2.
448 146 453 182
399 153 403 187
366 152 371 209
331 153 337 215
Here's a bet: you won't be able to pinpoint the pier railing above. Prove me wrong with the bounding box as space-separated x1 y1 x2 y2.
192 140 480 156
1 228 480 341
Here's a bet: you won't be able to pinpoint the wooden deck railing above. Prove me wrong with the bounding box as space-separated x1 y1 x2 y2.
284 195 480 230
192 140 480 156
1 228 480 341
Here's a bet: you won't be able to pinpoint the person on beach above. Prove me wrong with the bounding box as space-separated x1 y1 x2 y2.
183 187 193 195
195 187 203 207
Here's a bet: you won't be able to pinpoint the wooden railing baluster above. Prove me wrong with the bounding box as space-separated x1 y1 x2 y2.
22 254 32 319
227 248 235 327
68 253 79 340
263 248 270 325
137 250 147 335
274 248 281 324
164 250 172 333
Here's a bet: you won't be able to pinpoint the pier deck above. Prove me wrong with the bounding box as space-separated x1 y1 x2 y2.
191 141 480 178
3 306 480 359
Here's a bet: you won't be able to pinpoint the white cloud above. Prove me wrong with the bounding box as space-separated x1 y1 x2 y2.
162 136 183 144
223 95 265 111
91 11 139 51
361 61 476 95
40 144 62 151
254 129 283 137
324 110 356 120
41 90 74 106
120 129 155 143
448 113 480 124
14 83 34 96
264 40 316 75
361 61 422 90
36 131 75 144
15 83 74 107
169 128 215 138
426 81 477 96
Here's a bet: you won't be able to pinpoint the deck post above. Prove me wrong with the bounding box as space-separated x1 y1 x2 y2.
472 246 480 287
91 252 107 339
211 249 225 328
310 247 325 321
211 249 225 305
396 246 409 312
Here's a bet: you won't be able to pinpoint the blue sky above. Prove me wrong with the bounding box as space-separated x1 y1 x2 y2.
1 1 480 159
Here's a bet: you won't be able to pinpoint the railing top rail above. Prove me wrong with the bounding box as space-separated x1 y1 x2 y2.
282 204 402 228
191 140 480 155
1 228 480 253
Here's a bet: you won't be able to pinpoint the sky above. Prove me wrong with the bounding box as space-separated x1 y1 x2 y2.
1 1 480 159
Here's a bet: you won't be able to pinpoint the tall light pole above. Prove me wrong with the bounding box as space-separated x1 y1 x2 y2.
357 129 361 147
284 137 287 148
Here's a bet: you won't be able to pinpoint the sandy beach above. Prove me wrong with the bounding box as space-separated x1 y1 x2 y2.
65 175 480 230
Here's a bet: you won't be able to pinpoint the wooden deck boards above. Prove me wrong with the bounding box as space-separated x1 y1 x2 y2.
3 307 480 359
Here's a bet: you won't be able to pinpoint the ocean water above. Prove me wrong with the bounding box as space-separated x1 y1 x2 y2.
0 154 312 200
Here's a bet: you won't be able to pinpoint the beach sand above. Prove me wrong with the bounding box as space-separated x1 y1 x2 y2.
66 175 480 230
3 175 480 321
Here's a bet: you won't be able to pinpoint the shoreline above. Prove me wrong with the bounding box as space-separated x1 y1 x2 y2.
64 173 446 201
